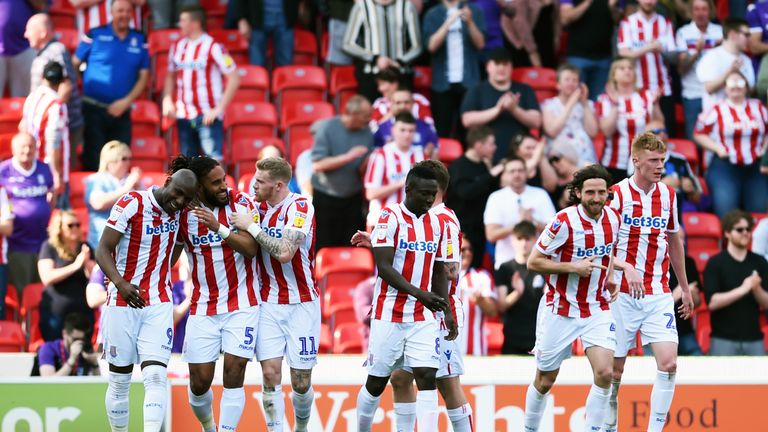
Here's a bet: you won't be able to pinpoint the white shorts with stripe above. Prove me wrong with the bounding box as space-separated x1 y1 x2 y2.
102 303 173 367
182 306 260 363
535 308 616 372
366 319 441 377
613 293 678 357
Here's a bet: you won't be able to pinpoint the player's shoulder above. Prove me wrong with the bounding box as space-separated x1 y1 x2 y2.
117 190 144 207
230 189 253 206
288 193 313 212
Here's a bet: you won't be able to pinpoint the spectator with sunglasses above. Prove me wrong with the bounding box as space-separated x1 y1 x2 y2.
703 210 768 355
694 70 768 217
37 210 95 342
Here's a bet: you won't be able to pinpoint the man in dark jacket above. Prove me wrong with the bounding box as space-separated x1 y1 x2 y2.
233 0 299 66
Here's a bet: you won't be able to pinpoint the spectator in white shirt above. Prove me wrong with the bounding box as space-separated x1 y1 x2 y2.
484 157 556 268
696 17 755 113
541 63 599 167
675 0 723 139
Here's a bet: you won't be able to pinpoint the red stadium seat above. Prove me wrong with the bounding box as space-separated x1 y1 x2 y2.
315 247 374 298
281 101 334 147
323 285 355 321
485 322 504 355
319 323 333 353
413 66 432 98
437 138 463 166
228 137 286 178
209 29 248 63
237 173 255 194
21 283 44 351
683 212 721 251
4 284 19 321
131 137 168 172
141 171 169 188
233 65 269 103
333 322 364 354
691 246 719 274
69 171 94 209
152 55 170 97
667 138 700 173
131 100 161 138
200 0 228 16
512 67 558 102
293 29 318 65
330 66 358 111
49 0 76 29
330 305 358 329
695 299 711 354
0 98 24 135
572 339 585 355
271 66 327 109
224 102 278 143
0 133 13 160
148 29 182 56
289 138 313 168
53 28 79 52
0 321 25 352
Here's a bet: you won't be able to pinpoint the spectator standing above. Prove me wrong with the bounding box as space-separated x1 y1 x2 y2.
560 0 620 100
748 0 768 98
37 313 100 376
324 0 355 65
675 0 722 139
147 0 199 30
617 0 677 135
461 48 541 163
84 141 142 249
446 125 503 268
457 237 498 356
20 62 69 209
704 210 768 355
500 0 560 68
162 5 240 162
470 0 504 55
363 112 426 226
26 13 85 163
311 95 374 250
484 157 556 268
342 0 423 102
541 64 599 167
69 0 144 37
233 0 296 67
422 0 486 139
0 0 44 97
0 133 54 296
693 71 768 217
369 67 432 127
0 185 12 320
37 210 95 341
696 17 754 113
372 88 439 157
597 57 664 181
73 0 150 172
494 221 544 355
753 217 768 261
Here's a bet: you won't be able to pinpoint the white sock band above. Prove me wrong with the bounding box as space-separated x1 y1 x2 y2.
415 389 439 432
447 403 474 432
219 387 246 431
648 370 676 432
187 387 215 432
292 387 314 431
263 385 284 432
105 372 131 432
394 402 417 432
524 384 549 432
356 386 381 432
584 384 611 432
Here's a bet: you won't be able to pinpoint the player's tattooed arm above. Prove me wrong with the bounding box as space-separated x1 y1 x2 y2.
443 262 460 281
256 229 305 263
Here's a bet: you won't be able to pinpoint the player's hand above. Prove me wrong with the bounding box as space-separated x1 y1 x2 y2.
69 340 84 359
230 211 255 231
572 256 607 278
607 280 619 303
192 206 220 232
417 291 449 313
443 311 459 341
350 230 372 248
678 289 695 320
623 266 645 299
116 280 146 308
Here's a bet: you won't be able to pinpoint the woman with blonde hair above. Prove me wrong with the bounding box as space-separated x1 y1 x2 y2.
596 57 664 181
84 141 142 247
37 210 95 341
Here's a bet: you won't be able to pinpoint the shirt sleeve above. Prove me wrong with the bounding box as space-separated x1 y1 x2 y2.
693 105 718 136
364 149 386 188
105 193 140 234
139 36 150 70
696 51 718 85
617 19 631 50
44 102 66 151
519 84 540 111
479 270 497 298
0 187 13 221
38 241 55 260
372 207 399 248
483 192 505 226
667 186 680 233
310 124 332 161
211 42 237 75
752 220 768 259
460 84 481 114
663 19 677 51
166 44 176 72
435 218 461 264
535 213 570 256
283 198 314 236
607 184 623 212
493 263 511 286
75 30 93 62
675 28 687 52
37 342 58 367
747 5 762 33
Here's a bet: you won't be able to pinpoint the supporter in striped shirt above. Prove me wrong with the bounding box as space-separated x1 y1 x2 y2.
230 157 319 432
597 57 664 182
20 62 69 209
95 169 198 432
694 70 768 217
616 0 678 135
171 155 260 432
69 0 143 37
459 237 498 356
604 132 695 432
369 67 433 128
162 5 240 163
364 111 427 227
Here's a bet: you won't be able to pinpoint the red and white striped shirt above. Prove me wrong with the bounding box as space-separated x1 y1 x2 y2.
105 189 179 307
596 91 655 170
21 85 70 182
535 205 621 318
617 12 676 96
256 193 318 304
370 93 434 128
608 178 679 296
433 203 462 328
177 190 260 315
457 268 496 356
364 143 426 225
0 187 12 265
168 33 236 120
371 203 446 322
694 99 767 166
73 0 143 36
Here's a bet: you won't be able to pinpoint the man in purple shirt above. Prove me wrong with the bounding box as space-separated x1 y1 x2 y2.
747 0 768 91
372 88 439 157
0 0 47 97
0 132 54 295
36 312 100 376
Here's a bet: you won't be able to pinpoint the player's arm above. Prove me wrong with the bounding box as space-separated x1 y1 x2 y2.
95 227 145 308
373 246 448 313
667 230 694 318
431 260 458 340
191 207 259 258
230 211 303 263
527 247 604 276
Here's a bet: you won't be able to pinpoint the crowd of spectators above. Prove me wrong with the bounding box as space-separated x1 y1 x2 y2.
0 0 767 363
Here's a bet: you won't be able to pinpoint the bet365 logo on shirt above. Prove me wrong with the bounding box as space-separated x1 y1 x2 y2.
623 214 666 229
575 244 613 258
398 239 438 253
144 221 178 235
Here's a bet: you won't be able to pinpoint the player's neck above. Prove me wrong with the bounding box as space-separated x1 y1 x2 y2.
640 9 656 20
186 30 204 41
267 190 290 207
631 174 655 193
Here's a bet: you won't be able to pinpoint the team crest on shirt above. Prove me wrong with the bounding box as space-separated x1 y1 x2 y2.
109 345 117 357
662 201 670 211
237 195 249 206
122 195 133 202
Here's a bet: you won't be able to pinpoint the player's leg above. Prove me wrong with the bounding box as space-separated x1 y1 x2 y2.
103 306 139 432
137 303 175 432
183 314 224 432
605 295 641 432
411 366 440 432
106 363 134 432
358 374 392 432
525 368 560 432
358 319 406 431
257 303 288 431
285 300 321 432
391 368 417 431
405 320 442 432
582 310 618 432
437 336 472 432
643 295 680 432
219 307 259 431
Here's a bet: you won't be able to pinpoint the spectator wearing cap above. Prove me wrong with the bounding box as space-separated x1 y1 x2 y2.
369 67 433 128
704 210 768 355
0 0 45 97
36 312 100 377
311 95 374 250
20 62 70 209
422 0 486 139
73 0 150 172
233 0 298 67
461 48 541 163
25 13 85 164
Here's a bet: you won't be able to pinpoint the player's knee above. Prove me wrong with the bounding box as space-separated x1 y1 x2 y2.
390 370 413 391
659 358 677 373
261 363 282 386
365 376 389 397
189 379 210 396
535 373 556 393
413 369 437 390
594 366 614 387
